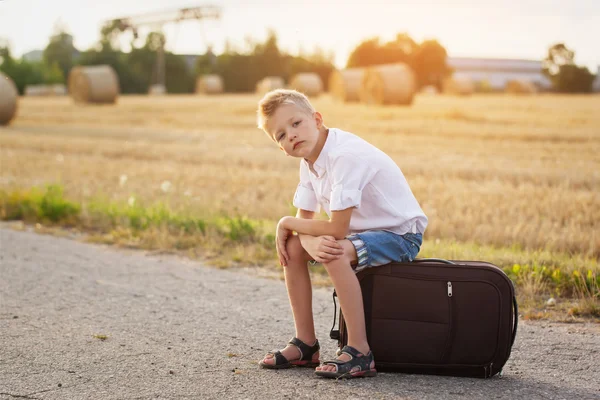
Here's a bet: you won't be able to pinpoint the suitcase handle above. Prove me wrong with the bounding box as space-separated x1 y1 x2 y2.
412 258 456 265
511 295 518 347
329 290 340 340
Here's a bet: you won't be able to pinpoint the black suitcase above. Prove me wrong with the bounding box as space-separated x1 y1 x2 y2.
329 258 518 378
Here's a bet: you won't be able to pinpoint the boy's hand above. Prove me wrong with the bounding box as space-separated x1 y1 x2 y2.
276 218 292 266
300 235 344 264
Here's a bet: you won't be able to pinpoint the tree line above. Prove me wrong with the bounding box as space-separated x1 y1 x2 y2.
0 24 597 95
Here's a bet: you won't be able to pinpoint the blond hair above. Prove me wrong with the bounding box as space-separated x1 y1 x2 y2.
256 89 315 131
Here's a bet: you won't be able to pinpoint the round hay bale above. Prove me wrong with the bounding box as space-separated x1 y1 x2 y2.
24 84 67 96
289 73 323 97
442 77 475 96
0 72 18 126
420 85 439 95
328 68 364 102
359 63 416 105
51 84 67 96
505 80 537 94
148 84 167 95
25 85 53 96
196 75 224 94
256 76 285 95
68 65 119 104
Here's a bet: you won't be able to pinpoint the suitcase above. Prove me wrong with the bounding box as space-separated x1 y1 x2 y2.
329 258 518 378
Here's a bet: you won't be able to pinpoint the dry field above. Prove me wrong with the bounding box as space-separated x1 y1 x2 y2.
1 93 599 262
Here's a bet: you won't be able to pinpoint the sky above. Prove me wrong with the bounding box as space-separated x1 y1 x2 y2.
0 0 599 71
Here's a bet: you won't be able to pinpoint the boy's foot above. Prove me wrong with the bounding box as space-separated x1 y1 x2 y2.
315 345 376 378
259 337 320 369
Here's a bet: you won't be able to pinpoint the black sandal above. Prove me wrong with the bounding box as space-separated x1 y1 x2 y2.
315 345 377 379
259 337 320 369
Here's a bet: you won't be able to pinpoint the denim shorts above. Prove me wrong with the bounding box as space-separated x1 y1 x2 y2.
346 231 423 273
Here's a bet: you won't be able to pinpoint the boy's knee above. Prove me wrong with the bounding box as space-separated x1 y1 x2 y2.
285 235 309 264
322 239 358 270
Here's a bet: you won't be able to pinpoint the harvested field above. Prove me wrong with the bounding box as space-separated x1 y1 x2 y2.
1 94 599 257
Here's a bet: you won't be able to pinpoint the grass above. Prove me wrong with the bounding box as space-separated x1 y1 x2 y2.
0 184 598 320
0 93 598 320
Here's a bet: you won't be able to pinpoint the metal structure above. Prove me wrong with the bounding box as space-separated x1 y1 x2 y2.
106 5 221 91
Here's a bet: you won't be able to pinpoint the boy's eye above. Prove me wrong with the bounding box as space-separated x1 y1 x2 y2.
293 121 301 127
277 133 285 141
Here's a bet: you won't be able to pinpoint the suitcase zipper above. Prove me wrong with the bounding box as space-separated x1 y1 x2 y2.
447 281 453 297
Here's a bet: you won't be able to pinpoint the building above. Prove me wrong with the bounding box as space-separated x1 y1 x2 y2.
447 57 552 91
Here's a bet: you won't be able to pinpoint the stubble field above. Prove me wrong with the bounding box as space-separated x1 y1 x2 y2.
2 93 599 316
2 93 598 255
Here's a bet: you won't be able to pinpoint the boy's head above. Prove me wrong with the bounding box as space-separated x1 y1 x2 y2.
257 89 324 158
257 89 316 135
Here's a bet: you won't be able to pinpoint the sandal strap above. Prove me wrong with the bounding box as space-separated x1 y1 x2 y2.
340 345 364 359
288 337 320 362
322 345 374 374
266 350 289 366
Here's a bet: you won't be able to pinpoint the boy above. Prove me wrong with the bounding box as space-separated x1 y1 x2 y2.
256 89 427 379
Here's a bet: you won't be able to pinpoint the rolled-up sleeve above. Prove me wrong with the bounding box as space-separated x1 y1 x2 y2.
329 152 377 211
292 163 320 212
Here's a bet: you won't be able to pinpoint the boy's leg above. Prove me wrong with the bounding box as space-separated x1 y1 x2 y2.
315 239 374 373
261 235 318 365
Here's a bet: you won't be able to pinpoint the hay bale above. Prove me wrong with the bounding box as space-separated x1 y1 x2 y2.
148 84 167 95
51 84 67 96
442 77 475 96
196 75 224 94
24 84 67 96
359 63 416 105
25 85 53 96
505 80 538 94
256 76 285 95
329 68 364 102
68 65 119 104
289 73 323 97
0 72 18 126
420 85 439 95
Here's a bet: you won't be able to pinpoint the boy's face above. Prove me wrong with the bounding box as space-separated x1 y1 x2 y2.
265 104 323 158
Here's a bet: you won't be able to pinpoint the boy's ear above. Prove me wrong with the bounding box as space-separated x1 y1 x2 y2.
313 111 323 128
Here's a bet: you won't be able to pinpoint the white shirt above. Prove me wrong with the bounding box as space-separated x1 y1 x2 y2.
293 128 428 236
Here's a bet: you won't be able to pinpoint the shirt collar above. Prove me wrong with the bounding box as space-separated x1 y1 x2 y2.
304 128 335 177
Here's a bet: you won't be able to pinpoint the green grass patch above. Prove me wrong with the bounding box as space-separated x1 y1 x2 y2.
0 185 80 224
1 184 598 319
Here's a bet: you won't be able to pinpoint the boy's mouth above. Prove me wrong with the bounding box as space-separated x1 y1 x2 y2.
293 141 304 150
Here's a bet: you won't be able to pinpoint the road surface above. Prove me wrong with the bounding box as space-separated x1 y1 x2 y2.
1 228 599 399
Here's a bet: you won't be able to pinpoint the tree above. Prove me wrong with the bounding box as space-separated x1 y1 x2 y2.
252 30 285 78
543 43 596 93
346 33 450 90
194 31 335 93
543 43 574 74
43 31 76 80
412 40 451 90
1 45 62 93
195 48 218 75
128 32 193 93
346 38 386 68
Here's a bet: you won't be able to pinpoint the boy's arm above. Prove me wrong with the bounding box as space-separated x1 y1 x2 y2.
280 208 353 240
296 209 315 220
295 208 314 244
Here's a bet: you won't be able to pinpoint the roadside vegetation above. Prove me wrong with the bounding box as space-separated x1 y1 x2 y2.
2 184 597 321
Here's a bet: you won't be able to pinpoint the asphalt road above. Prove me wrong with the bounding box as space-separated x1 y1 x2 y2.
1 228 599 400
